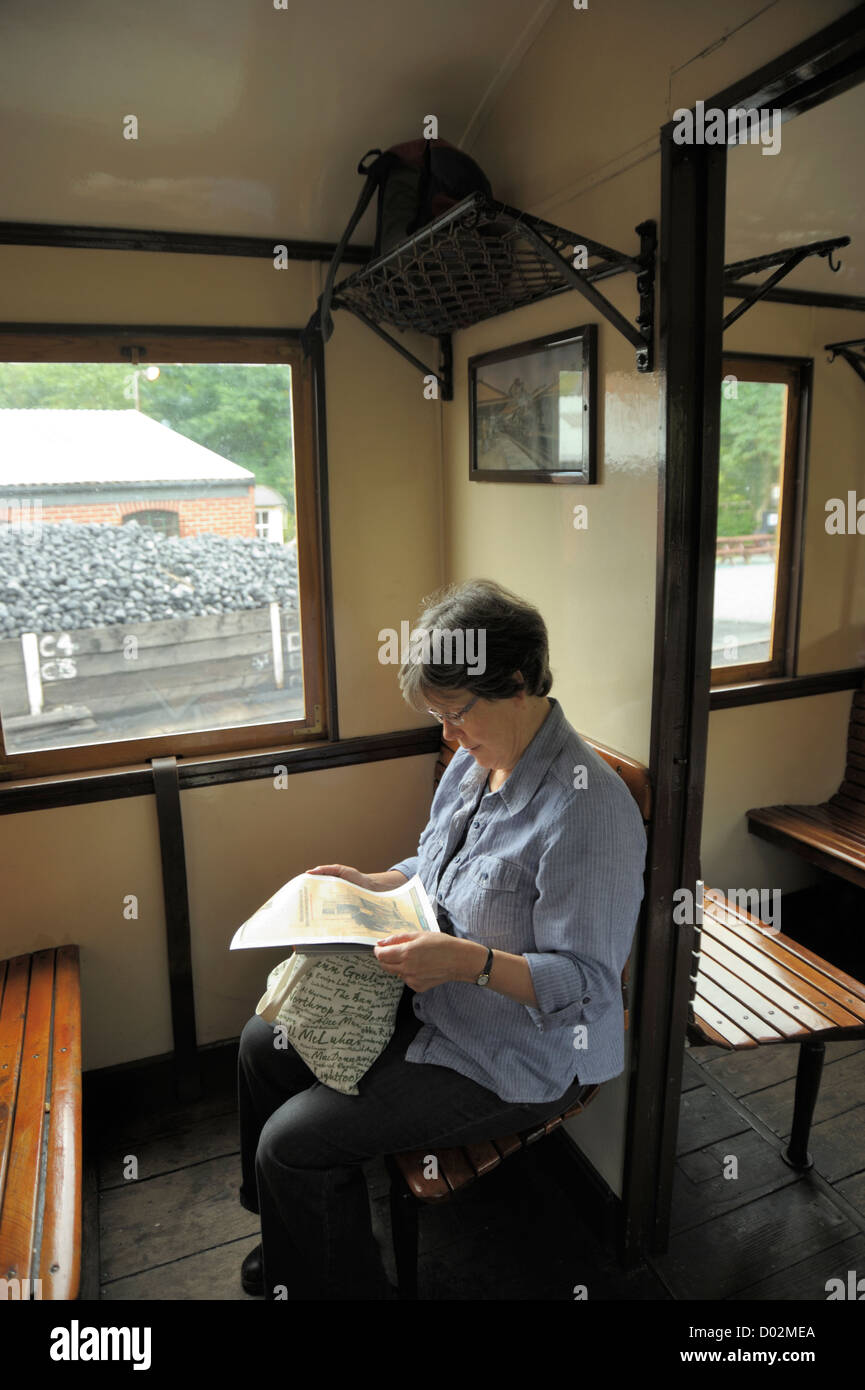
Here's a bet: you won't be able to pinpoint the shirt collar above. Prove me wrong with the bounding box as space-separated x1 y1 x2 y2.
457 697 568 815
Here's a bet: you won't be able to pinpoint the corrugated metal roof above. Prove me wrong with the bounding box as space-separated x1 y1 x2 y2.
0 409 256 486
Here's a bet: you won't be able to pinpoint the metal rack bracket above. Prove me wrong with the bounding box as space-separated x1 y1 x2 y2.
723 236 850 331
825 337 865 386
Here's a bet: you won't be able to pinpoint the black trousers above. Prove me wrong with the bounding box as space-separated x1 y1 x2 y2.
237 987 586 1300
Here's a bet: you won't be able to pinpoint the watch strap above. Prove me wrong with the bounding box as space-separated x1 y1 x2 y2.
476 946 494 986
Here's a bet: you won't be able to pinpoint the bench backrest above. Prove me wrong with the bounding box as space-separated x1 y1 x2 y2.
828 678 865 823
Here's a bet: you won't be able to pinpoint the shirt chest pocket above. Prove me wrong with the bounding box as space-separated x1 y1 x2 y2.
417 828 446 885
463 854 534 944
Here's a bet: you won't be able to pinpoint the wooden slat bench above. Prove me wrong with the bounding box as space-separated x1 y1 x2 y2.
688 892 865 1169
0 946 82 1300
385 733 651 1300
746 678 865 889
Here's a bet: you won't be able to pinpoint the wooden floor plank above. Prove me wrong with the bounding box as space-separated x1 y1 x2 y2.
727 1232 865 1301
696 1038 865 1097
97 1110 241 1190
835 1168 865 1220
98 1154 259 1283
670 1128 800 1235
675 1084 753 1155
651 1184 856 1300
805 1107 865 1184
102 1234 263 1301
735 1052 865 1138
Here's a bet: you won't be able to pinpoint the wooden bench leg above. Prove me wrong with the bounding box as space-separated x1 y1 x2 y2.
385 1156 419 1301
783 1039 825 1171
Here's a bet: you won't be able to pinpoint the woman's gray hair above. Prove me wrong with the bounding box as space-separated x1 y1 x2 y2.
397 578 553 712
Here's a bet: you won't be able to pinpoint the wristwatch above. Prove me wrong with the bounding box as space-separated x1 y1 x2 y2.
475 946 494 986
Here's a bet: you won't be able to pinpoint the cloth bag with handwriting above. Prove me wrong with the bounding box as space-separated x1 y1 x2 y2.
255 951 405 1095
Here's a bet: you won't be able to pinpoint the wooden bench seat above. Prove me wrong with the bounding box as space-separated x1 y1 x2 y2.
747 680 865 889
688 891 865 1168
0 946 82 1300
386 733 650 1299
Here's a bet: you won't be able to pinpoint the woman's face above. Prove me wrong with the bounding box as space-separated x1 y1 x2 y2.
424 686 526 771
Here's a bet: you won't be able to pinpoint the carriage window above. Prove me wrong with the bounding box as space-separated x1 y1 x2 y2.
0 334 326 778
711 356 807 684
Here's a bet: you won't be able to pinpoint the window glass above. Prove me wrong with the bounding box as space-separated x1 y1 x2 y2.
0 361 303 754
712 372 791 674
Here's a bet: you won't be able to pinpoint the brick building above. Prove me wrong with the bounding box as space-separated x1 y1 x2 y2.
0 408 262 538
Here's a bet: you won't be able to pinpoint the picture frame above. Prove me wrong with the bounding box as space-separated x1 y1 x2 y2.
468 324 597 484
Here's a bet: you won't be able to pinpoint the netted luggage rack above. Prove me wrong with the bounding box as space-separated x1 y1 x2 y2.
305 193 656 396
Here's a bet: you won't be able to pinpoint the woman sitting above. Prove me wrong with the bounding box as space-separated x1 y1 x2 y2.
237 578 647 1299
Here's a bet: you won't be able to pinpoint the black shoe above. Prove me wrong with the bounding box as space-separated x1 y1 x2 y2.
241 1243 264 1297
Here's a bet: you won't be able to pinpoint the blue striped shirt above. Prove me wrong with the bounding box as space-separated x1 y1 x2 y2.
389 698 646 1102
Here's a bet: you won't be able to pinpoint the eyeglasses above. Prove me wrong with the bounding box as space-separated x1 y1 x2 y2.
426 694 480 727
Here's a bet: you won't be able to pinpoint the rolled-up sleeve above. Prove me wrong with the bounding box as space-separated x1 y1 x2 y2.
523 789 646 1033
388 855 418 881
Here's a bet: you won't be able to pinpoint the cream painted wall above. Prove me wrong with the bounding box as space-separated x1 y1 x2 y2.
702 690 854 891
0 246 444 1068
450 0 863 1194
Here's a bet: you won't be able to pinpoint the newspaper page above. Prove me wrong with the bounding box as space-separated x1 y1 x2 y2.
229 872 440 952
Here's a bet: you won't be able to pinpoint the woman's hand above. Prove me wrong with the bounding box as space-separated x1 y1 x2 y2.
306 865 404 893
373 932 486 992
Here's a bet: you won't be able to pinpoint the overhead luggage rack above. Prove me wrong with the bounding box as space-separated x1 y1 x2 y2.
305 193 656 397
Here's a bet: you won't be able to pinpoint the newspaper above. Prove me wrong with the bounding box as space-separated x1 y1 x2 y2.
229 872 440 954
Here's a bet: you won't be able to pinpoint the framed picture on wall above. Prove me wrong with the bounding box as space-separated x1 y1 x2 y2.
469 324 597 483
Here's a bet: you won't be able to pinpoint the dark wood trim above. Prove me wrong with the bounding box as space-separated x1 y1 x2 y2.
724 283 865 313
661 130 726 1255
0 324 305 360
151 756 201 1101
310 333 340 743
710 666 864 709
0 222 372 265
659 3 865 135
790 356 814 678
621 127 728 1269
631 0 865 1269
78 1149 101 1302
291 349 329 742
0 725 441 815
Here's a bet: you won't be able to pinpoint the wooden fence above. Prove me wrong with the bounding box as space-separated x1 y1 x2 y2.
0 604 301 740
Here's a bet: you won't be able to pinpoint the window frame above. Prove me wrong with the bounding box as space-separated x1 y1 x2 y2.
711 351 811 688
0 326 331 781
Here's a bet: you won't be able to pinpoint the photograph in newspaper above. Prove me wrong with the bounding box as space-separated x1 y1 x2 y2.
229 871 440 953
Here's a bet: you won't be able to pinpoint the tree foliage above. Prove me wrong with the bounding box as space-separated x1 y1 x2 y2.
718 380 786 538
